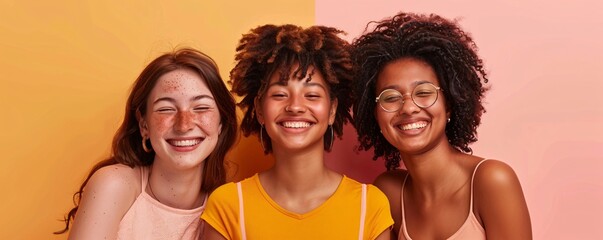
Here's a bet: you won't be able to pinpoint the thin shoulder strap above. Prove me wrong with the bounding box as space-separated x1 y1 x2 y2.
358 184 367 240
237 182 247 240
399 174 409 238
469 159 490 210
140 166 148 190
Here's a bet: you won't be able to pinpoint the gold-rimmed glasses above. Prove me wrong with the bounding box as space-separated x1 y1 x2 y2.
375 83 442 112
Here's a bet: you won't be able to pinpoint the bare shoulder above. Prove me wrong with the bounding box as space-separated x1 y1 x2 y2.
473 159 525 203
474 159 521 190
87 164 141 194
82 163 142 209
68 164 142 239
373 169 407 237
473 159 532 239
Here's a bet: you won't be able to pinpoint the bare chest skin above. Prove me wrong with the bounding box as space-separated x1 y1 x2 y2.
258 166 343 215
376 154 485 239
401 175 473 239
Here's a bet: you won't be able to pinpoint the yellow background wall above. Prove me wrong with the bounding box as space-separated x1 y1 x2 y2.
0 1 313 239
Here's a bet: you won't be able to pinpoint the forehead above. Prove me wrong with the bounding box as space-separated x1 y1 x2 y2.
376 58 439 90
267 64 328 87
152 68 211 95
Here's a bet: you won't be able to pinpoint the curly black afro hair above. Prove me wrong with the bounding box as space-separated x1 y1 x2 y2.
230 24 353 153
351 12 489 170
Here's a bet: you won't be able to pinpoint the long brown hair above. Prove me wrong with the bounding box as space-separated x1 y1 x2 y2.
55 48 237 234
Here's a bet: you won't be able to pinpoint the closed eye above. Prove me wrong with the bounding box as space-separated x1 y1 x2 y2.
193 106 211 111
415 91 436 97
156 108 175 113
270 93 287 99
383 95 402 103
306 94 321 100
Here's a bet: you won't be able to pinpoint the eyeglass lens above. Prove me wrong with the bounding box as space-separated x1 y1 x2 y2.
378 83 439 112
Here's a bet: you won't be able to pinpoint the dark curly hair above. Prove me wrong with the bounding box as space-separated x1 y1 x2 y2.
351 12 489 170
230 24 353 153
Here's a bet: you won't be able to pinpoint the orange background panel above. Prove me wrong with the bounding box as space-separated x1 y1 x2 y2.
0 1 313 239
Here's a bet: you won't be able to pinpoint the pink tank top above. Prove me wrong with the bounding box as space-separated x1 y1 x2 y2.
398 159 488 240
116 166 206 240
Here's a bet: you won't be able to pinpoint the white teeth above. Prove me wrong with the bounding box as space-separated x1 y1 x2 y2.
169 139 201 147
401 122 427 130
282 121 311 128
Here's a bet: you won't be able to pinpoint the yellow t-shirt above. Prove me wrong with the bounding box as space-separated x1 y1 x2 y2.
201 174 393 240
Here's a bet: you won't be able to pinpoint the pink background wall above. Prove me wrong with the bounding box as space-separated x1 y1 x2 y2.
317 0 603 239
2 1 601 238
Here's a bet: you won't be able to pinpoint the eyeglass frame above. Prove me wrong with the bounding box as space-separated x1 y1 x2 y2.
374 82 442 112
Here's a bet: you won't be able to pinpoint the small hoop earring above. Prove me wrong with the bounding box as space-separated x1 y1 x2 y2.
326 124 334 151
447 118 451 123
142 137 151 153
259 124 267 153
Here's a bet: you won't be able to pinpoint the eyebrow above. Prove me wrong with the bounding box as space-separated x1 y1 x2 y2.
379 80 433 91
153 95 215 104
267 81 328 91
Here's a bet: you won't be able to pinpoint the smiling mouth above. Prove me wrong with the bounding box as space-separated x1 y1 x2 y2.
398 121 428 131
167 138 203 147
280 121 312 129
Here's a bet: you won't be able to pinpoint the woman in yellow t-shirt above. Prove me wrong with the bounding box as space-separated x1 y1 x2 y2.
201 24 394 240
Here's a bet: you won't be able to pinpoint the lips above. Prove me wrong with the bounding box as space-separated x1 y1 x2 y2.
397 121 428 131
166 138 203 147
280 121 312 128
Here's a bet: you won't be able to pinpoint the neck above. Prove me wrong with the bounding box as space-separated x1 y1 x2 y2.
147 161 204 209
259 144 342 214
266 143 336 194
401 142 466 200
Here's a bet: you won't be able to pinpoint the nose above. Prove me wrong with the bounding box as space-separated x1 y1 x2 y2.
397 93 420 115
285 96 306 113
175 111 195 133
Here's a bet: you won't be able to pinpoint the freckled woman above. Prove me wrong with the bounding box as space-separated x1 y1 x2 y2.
56 48 237 240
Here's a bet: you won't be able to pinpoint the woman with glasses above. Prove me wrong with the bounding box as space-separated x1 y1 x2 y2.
351 12 532 239
201 24 393 240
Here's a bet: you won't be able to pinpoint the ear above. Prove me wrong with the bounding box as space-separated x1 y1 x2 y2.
254 97 265 125
329 98 338 125
136 109 149 138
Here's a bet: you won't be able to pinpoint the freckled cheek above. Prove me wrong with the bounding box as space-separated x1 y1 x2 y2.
197 113 221 135
148 114 174 134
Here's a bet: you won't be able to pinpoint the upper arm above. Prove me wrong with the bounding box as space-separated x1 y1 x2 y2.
365 184 395 240
68 165 139 240
200 183 239 240
201 224 228 240
475 160 532 240
373 170 405 237
373 227 392 240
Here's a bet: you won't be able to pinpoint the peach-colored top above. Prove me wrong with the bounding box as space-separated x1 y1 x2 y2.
399 160 488 240
116 166 205 240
